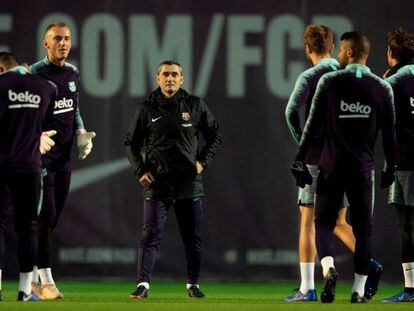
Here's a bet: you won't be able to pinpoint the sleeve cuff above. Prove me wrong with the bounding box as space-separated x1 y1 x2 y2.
76 128 87 136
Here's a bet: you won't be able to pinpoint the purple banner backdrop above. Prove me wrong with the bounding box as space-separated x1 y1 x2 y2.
1 0 413 282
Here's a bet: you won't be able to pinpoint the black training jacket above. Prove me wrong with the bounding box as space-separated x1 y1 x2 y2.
125 88 222 199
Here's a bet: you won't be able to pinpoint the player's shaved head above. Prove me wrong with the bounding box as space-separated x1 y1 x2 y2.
303 25 334 55
388 27 414 62
0 51 18 72
44 21 69 37
340 31 370 61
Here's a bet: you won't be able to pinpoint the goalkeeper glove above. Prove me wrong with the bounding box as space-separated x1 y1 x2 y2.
39 130 57 154
77 130 96 160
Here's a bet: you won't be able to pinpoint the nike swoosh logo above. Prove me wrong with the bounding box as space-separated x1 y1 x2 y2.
70 158 130 193
151 116 162 122
405 268 414 271
22 293 34 301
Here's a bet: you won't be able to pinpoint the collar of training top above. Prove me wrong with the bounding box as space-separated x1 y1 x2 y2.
387 58 414 77
317 57 340 67
345 63 371 78
9 65 29 75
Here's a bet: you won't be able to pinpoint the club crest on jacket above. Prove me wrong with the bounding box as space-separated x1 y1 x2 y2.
182 112 190 121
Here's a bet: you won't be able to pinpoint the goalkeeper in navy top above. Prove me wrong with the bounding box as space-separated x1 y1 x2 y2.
30 21 96 300
382 28 414 303
0 52 56 301
284 25 376 302
293 32 396 303
125 60 222 299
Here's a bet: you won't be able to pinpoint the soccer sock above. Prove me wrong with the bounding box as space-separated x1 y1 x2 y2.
299 262 315 293
137 282 149 289
402 262 414 288
320 256 334 277
38 268 55 285
352 273 367 297
0 269 2 290
32 266 39 283
186 283 199 289
19 272 33 295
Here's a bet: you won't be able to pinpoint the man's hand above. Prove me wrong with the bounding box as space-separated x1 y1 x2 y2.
381 169 395 189
139 172 155 186
77 130 96 160
39 130 57 154
291 161 313 188
196 161 204 174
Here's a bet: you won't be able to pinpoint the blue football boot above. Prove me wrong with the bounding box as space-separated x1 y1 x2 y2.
364 259 383 300
17 291 41 302
382 290 414 302
284 288 317 302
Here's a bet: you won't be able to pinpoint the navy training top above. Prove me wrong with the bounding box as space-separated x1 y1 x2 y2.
30 57 84 171
285 58 339 164
296 64 396 173
0 66 56 173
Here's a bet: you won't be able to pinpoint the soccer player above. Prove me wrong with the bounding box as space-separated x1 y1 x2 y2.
30 21 96 300
382 27 414 303
125 60 222 299
0 52 56 301
285 25 382 301
292 31 396 303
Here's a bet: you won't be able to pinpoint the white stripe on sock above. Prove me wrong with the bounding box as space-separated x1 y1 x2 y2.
19 272 33 295
320 256 334 277
352 273 368 297
299 262 315 293
38 268 55 285
402 262 414 288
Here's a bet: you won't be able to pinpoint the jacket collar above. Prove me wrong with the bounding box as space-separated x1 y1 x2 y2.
386 58 414 78
149 88 187 106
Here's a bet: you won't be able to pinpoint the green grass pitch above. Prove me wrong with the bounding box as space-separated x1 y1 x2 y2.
0 281 413 310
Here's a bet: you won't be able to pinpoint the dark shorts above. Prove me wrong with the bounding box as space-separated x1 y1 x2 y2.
388 171 414 207
298 165 348 208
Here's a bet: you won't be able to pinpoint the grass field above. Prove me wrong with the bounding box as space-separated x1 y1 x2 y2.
0 281 413 310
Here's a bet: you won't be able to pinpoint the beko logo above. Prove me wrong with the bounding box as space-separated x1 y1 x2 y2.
53 97 74 115
339 100 371 118
54 97 73 109
410 97 414 107
8 90 41 106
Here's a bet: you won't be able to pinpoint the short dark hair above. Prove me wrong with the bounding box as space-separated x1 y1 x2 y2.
45 21 69 35
0 51 18 68
388 27 414 61
157 60 182 74
340 31 370 60
303 25 334 55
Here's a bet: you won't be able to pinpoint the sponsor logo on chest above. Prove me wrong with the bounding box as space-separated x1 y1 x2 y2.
339 100 371 118
410 97 414 114
54 97 74 114
8 90 41 108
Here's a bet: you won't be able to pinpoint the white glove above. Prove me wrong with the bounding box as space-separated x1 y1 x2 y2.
39 130 57 155
77 130 96 160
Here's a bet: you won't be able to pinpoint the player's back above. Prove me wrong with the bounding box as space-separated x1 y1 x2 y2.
286 58 339 163
0 68 55 173
318 64 394 172
386 64 414 170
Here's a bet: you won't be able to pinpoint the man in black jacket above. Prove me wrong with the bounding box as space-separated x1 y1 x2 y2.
125 60 222 299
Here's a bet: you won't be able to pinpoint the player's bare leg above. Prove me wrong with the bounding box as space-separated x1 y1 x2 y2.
333 207 356 252
299 205 317 262
284 205 317 302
